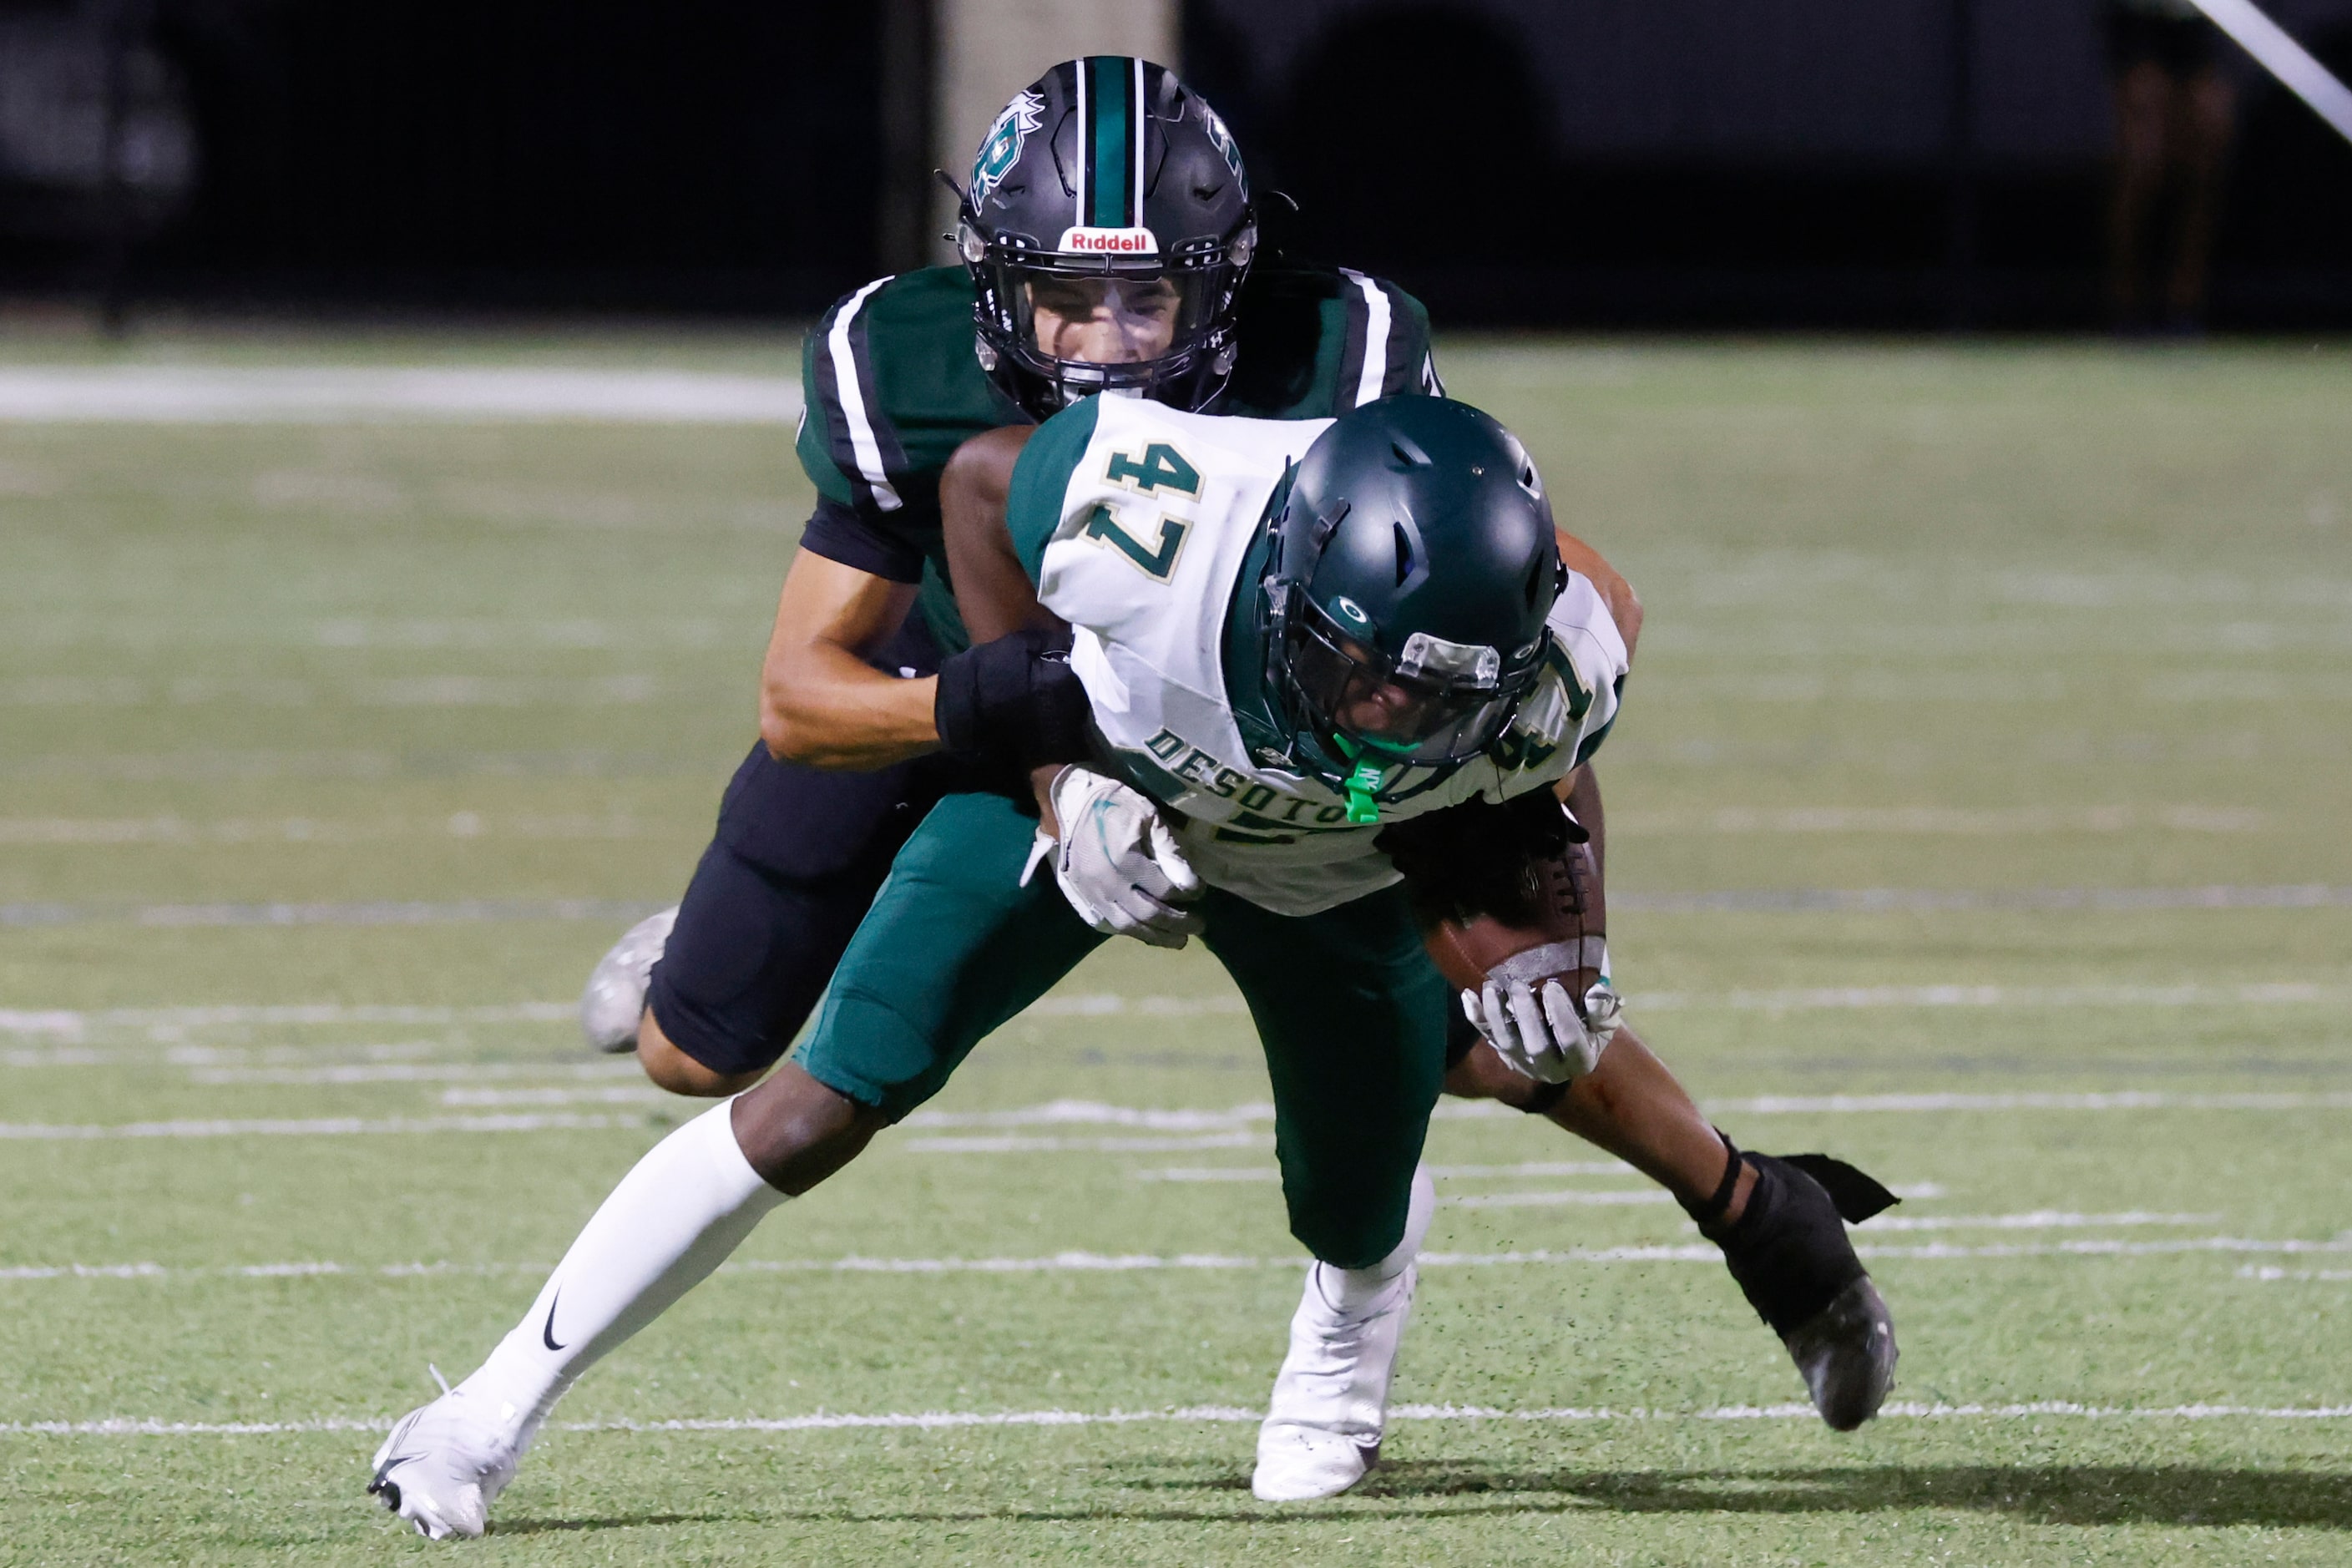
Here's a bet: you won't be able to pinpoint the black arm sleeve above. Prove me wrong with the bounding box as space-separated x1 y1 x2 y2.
797 493 928 584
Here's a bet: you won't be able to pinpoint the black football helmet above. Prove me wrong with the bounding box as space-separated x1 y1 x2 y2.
958 58 1257 417
1257 397 1563 822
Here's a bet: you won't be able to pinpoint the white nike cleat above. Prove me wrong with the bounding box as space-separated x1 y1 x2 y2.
579 906 677 1053
367 1380 528 1540
1252 1262 1415 1502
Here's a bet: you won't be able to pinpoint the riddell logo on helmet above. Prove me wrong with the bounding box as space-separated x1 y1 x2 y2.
1058 226 1159 255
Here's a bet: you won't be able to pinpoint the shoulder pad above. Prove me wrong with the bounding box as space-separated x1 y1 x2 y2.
1224 263 1439 419
797 267 1016 515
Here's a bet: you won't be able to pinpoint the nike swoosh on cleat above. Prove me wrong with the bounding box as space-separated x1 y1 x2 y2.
542 1289 567 1352
368 1462 418 1508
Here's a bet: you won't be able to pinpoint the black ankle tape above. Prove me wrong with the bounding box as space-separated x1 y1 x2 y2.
1706 1150 1869 1335
1518 1079 1575 1116
1677 1131 1743 1226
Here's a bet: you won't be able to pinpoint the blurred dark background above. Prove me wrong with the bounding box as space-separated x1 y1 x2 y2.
3 0 2349 328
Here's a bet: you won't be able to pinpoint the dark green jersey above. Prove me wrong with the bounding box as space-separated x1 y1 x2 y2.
794 261 1438 650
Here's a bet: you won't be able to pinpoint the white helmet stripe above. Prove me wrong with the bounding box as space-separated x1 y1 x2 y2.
1131 56 1146 230
1072 62 1088 232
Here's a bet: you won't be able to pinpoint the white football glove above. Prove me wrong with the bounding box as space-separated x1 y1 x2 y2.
1030 765 1204 948
1459 943 1623 1085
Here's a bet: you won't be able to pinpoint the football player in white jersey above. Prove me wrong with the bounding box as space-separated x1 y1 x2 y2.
367 397 1894 1536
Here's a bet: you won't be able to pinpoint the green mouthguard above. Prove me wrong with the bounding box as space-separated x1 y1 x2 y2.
1335 737 1385 824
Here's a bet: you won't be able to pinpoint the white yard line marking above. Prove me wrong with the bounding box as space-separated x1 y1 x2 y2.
0 1114 632 1141
1136 1161 1639 1183
1712 1091 2352 1114
1853 1211 2216 1232
437 1086 670 1106
0 1003 574 1039
8 1400 2352 1438
2239 1265 2352 1282
8 976 2344 1041
1023 994 1251 1017
9 888 2352 932
1 900 665 931
0 675 676 710
1132 1166 1282 1182
1639 980 2352 1013
1618 885 2352 913
0 367 803 425
7 1235 2344 1286
5 1090 2344 1140
197 1063 647 1088
899 1132 1269 1155
0 815 652 846
1444 1191 1674 1209
1850 1237 2352 1260
1429 1161 1634 1178
1444 1193 2095 1216
2 1050 114 1070
903 1098 1268 1130
1611 805 2267 837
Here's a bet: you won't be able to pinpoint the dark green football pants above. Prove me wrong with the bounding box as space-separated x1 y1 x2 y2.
795 790 1448 1269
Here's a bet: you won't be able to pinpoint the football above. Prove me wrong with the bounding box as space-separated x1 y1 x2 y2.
1422 838 1606 995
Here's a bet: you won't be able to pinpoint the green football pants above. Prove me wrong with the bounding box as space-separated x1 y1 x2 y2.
795 790 1449 1269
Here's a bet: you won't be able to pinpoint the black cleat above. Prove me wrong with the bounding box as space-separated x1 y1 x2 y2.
1781 1275 1898 1430
1688 1141 1901 1429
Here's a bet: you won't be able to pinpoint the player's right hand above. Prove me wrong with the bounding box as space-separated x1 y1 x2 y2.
1039 765 1203 948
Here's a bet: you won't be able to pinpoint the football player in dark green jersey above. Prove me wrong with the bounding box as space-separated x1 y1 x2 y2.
578 58 1474 1099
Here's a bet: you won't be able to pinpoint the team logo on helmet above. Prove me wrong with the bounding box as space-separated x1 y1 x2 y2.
971 90 1044 205
1199 104 1248 200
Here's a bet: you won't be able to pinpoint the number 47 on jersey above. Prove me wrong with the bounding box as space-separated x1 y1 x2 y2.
1085 442 1201 581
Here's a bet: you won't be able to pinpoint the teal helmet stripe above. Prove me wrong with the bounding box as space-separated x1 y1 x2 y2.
1083 55 1137 229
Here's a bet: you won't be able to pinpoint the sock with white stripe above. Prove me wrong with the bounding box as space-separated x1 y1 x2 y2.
456 1100 786 1444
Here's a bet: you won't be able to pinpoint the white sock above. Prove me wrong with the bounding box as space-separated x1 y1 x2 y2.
458 1100 785 1443
1320 1162 1434 1313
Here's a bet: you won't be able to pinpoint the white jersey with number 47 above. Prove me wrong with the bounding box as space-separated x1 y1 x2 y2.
1012 397 1627 917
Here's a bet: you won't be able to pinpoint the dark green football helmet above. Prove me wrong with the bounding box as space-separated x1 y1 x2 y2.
1257 396 1561 822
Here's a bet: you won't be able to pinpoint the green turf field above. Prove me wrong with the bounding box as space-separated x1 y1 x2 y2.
2 335 2348 1564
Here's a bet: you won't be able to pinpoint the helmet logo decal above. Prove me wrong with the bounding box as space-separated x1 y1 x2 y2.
1200 104 1249 201
1329 596 1371 629
971 90 1043 207
1057 225 1158 255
